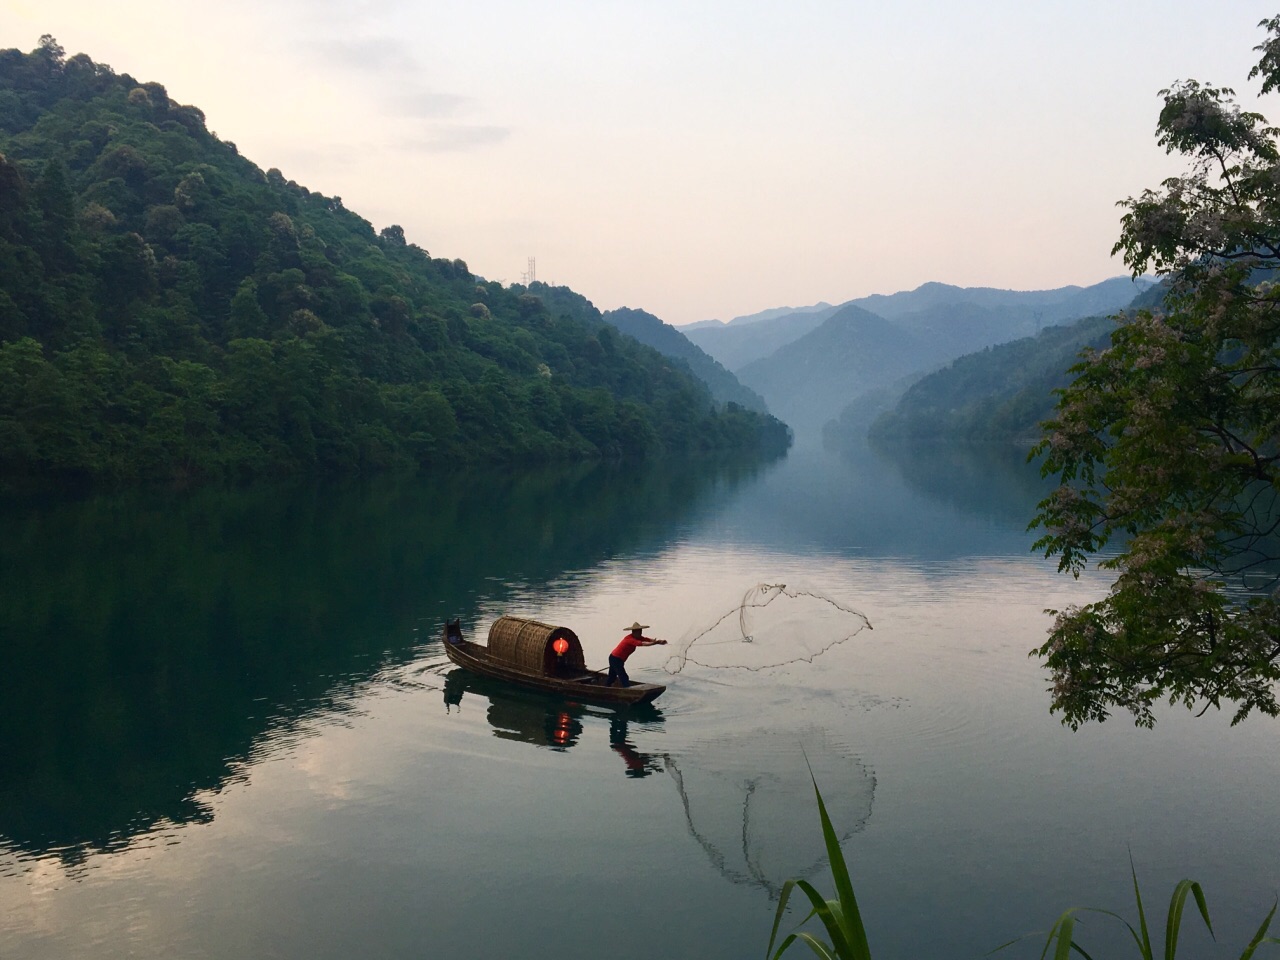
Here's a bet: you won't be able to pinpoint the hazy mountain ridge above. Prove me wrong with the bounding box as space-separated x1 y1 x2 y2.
683 301 837 330
682 305 841 371
850 277 1152 320
689 277 1152 434
735 304 924 435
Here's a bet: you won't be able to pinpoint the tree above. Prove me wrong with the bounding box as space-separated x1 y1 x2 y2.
1032 17 1280 728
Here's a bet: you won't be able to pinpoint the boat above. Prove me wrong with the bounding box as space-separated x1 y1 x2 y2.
441 616 667 705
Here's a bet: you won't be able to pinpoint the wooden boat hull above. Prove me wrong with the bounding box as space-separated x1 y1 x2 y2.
442 631 666 705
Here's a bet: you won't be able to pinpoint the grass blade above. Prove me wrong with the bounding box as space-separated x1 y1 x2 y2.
1240 900 1280 960
766 878 800 960
1164 879 1213 960
1131 855 1153 960
789 932 840 960
809 772 872 960
1044 912 1078 960
768 876 851 959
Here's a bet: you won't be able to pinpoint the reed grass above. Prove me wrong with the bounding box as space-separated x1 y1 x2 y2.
1007 858 1280 960
766 780 1280 960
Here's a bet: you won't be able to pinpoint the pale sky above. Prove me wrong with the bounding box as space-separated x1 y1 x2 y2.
5 1 1279 324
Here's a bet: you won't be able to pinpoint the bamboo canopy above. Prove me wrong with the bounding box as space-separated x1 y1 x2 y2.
487 616 586 675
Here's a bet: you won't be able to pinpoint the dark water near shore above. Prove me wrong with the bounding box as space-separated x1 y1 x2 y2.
1 443 1277 959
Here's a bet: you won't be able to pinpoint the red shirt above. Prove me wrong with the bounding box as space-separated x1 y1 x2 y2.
611 634 649 661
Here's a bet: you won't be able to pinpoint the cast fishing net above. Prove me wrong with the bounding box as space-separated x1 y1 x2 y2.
664 582 872 674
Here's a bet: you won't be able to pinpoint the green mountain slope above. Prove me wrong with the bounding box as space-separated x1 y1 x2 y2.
603 306 769 413
0 39 788 482
847 314 1116 445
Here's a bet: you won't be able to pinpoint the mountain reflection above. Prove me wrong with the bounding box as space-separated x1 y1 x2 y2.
714 440 1051 559
866 438 1053 524
0 454 769 862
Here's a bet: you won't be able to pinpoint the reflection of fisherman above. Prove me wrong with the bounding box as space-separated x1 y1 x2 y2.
443 670 465 714
607 621 667 687
609 715 658 778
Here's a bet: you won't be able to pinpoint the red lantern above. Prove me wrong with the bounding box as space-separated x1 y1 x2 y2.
552 637 569 656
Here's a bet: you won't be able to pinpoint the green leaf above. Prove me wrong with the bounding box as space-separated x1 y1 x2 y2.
1164 878 1213 960
1239 900 1280 960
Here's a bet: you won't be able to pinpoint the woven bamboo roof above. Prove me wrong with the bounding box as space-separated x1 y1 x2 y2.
487 616 586 675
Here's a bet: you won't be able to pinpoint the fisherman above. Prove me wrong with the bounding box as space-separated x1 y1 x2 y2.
606 621 667 687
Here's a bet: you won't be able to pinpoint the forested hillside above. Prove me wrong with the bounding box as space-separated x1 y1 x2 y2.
602 306 769 413
842 314 1115 445
0 38 787 483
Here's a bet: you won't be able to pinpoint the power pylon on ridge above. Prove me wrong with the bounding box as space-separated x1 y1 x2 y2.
521 257 536 286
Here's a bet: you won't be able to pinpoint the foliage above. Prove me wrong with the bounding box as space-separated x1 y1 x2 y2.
0 40 788 483
1031 18 1280 727
1005 859 1279 960
602 305 770 414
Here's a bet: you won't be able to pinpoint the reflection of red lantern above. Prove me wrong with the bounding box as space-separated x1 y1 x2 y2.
553 712 572 745
552 637 569 656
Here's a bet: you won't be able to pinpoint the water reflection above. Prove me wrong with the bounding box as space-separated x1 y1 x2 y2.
663 729 875 898
0 454 769 863
441 667 664 772
441 664 873 895
610 715 662 778
867 438 1053 523
715 440 1050 559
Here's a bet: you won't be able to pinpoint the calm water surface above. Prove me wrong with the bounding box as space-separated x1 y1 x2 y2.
1 443 1277 960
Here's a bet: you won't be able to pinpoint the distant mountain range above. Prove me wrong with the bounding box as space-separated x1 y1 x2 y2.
680 277 1155 436
734 305 923 434
682 306 839 371
683 302 836 331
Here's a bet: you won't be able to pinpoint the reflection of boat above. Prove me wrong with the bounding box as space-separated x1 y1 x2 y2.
444 668 587 748
442 667 664 767
442 617 666 705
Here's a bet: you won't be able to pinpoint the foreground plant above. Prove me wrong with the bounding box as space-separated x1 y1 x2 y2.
765 779 1279 960
765 776 871 960
1011 859 1280 960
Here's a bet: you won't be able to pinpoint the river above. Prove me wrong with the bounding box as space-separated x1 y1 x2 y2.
1 442 1276 959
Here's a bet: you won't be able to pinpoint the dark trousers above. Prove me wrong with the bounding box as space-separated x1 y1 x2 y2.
607 654 631 687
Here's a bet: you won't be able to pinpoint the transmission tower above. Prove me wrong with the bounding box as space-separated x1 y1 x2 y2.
521 256 536 285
